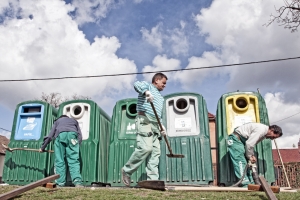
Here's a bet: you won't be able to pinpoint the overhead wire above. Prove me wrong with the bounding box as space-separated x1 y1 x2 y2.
0 56 299 124
271 111 300 123
0 56 300 82
0 127 11 132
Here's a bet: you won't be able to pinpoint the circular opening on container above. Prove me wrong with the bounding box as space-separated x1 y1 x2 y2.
74 106 82 116
174 98 189 113
126 103 137 117
176 99 188 109
70 104 85 119
235 98 248 109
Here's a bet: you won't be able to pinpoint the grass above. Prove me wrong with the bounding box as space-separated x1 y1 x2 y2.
0 186 299 200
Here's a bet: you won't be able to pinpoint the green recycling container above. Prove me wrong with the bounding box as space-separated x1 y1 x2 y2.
56 100 111 186
2 101 58 185
107 98 147 186
216 91 275 186
159 93 214 185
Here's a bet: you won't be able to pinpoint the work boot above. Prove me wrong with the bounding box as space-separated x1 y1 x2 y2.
121 168 131 187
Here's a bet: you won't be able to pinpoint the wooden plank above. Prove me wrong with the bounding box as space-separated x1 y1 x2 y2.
248 184 280 193
280 187 297 193
0 174 59 200
165 185 295 193
166 186 250 192
138 180 165 191
259 176 278 200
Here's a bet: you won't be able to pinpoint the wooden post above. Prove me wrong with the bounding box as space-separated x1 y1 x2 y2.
274 139 291 188
0 174 59 200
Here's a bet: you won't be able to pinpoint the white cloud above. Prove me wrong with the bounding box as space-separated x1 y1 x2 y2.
190 0 300 147
195 0 265 47
193 0 300 100
0 130 11 139
168 27 188 56
174 51 223 90
70 0 116 25
141 23 164 52
141 22 189 56
272 134 300 149
0 0 137 111
0 1 10 10
265 92 300 148
180 20 185 29
142 55 181 82
133 0 143 3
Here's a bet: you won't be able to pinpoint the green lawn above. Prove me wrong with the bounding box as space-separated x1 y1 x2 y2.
0 186 299 200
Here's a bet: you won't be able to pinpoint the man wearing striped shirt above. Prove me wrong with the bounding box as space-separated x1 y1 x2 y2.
121 72 168 187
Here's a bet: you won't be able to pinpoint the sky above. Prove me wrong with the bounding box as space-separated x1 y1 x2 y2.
0 0 300 149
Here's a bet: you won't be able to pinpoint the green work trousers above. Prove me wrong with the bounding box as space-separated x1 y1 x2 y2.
54 131 82 186
227 134 254 187
123 115 161 180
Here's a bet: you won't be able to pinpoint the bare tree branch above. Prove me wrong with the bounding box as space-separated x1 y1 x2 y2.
36 92 91 108
265 0 300 32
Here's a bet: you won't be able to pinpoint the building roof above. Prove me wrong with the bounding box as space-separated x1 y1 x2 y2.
272 149 300 164
0 135 9 154
208 112 215 120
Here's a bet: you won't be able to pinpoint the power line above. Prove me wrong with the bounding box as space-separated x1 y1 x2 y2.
0 127 11 132
271 111 300 123
1 56 300 82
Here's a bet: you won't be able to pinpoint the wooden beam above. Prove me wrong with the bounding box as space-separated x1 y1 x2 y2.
280 187 297 193
248 184 280 193
0 174 59 200
259 176 278 200
166 186 250 192
138 180 165 191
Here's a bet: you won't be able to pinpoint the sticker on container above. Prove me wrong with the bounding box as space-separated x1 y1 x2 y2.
126 122 136 134
127 123 136 131
27 117 36 123
234 115 253 128
174 118 192 129
23 117 37 130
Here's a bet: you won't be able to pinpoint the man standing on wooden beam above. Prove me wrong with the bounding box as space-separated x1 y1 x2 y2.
227 123 283 187
121 72 168 187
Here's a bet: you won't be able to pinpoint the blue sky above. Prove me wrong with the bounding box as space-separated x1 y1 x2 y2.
0 0 300 148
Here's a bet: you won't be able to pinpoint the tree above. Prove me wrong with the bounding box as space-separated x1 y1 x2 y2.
36 92 91 108
266 0 300 32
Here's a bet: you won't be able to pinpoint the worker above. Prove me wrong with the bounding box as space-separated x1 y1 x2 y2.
227 122 283 187
121 72 168 187
39 115 84 188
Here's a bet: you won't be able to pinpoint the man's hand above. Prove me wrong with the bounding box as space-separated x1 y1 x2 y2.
161 125 167 136
145 91 154 103
249 155 257 163
39 148 44 153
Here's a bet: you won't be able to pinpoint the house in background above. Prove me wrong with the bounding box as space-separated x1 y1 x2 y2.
272 139 300 188
0 135 9 183
208 112 217 185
